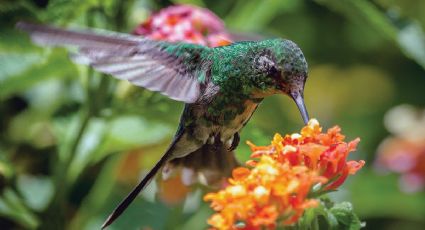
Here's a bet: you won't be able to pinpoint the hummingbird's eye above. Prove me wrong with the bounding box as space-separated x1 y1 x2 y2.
268 66 280 78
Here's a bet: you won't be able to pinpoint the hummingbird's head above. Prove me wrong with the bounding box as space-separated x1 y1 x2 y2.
252 39 309 124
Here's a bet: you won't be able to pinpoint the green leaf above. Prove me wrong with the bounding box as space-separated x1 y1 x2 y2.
0 157 14 181
66 117 107 183
0 50 78 100
0 53 40 82
330 202 362 230
90 115 173 164
51 113 80 161
397 21 425 68
41 0 98 23
68 153 123 229
315 0 425 71
0 29 42 53
16 174 54 212
225 0 301 31
300 207 317 228
0 188 39 229
314 202 339 230
62 113 174 188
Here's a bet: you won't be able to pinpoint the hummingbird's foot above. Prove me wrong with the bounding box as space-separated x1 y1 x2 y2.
227 132 240 151
207 135 215 145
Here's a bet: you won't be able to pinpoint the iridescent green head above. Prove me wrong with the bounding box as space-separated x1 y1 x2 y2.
251 39 309 124
211 38 310 124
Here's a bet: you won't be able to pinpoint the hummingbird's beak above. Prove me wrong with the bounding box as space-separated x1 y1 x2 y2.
290 91 310 125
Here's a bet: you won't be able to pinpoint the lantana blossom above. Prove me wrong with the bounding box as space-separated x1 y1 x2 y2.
204 119 365 230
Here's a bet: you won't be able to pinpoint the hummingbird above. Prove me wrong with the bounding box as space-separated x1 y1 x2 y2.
17 22 310 229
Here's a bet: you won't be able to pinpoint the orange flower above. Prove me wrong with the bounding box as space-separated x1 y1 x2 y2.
204 119 365 229
248 119 365 190
204 155 325 230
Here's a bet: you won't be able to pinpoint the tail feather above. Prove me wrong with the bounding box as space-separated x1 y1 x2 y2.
166 141 240 187
101 151 169 229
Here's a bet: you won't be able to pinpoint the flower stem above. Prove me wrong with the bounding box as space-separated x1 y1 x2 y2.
312 217 320 230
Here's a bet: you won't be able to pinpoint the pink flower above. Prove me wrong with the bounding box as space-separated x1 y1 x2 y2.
376 138 425 192
376 105 425 193
134 5 231 47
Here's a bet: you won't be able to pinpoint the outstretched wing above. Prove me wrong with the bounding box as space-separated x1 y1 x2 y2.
17 22 211 103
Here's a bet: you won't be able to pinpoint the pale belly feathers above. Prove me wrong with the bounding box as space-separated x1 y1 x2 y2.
170 100 259 159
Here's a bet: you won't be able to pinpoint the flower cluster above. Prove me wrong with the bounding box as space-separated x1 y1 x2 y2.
375 105 425 193
134 5 231 47
204 119 365 230
252 119 365 191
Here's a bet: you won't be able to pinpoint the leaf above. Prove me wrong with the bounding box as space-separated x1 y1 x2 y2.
16 174 54 212
68 153 123 229
66 117 107 183
0 188 39 229
41 0 99 23
108 116 171 147
90 115 173 164
225 0 301 31
330 202 363 230
0 50 78 100
397 21 425 68
0 156 14 180
0 53 40 82
300 207 317 228
0 29 42 53
314 202 339 230
52 113 82 163
315 0 425 71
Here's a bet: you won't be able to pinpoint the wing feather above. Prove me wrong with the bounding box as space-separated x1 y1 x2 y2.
17 22 211 103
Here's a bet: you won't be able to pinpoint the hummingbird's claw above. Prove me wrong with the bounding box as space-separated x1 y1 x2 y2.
227 132 240 151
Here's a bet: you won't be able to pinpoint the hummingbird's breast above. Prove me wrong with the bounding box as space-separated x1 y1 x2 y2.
215 100 259 140
187 97 260 147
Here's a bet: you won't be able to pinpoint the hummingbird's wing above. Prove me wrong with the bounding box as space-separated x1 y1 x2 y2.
17 22 210 103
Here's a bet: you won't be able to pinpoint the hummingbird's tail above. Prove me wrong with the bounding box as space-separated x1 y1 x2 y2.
101 149 170 229
165 141 240 187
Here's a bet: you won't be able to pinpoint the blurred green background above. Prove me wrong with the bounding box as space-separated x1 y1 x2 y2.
1 0 425 229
